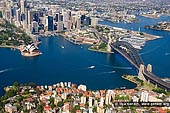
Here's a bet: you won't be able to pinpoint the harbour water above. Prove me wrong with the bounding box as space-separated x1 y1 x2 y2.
0 15 170 95
99 15 170 78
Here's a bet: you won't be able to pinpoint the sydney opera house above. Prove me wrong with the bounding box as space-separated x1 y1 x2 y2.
21 43 42 56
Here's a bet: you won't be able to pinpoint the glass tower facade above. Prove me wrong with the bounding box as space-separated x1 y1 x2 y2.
48 16 53 31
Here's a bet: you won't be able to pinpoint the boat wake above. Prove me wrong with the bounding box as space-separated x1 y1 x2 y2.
165 53 170 56
74 65 96 70
61 45 65 48
0 68 13 74
114 67 132 70
97 71 116 75
57 43 65 49
139 46 160 56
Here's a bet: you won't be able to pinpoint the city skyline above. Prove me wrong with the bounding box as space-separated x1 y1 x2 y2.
0 0 170 112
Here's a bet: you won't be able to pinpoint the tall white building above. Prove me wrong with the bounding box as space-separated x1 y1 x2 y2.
140 91 149 102
89 108 93 113
105 90 115 105
78 84 87 91
20 0 25 14
91 17 98 26
31 21 38 33
76 16 81 29
80 96 86 104
89 97 93 107
22 20 27 30
99 97 104 107
16 8 21 22
57 21 63 32
71 15 77 29
5 10 10 21
132 96 139 102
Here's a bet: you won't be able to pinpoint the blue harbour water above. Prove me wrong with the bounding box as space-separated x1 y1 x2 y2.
0 15 170 95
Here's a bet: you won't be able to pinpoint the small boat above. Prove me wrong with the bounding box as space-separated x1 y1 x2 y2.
88 66 95 69
61 46 65 48
120 87 126 90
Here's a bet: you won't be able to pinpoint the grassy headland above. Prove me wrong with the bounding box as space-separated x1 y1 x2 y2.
0 18 32 48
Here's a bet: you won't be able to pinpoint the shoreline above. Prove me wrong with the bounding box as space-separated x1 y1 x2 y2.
140 14 162 19
0 45 19 50
122 75 139 88
99 24 161 41
145 27 170 32
21 52 42 57
0 45 42 57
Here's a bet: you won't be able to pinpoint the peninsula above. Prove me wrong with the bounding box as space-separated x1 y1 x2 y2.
0 18 41 57
145 21 170 31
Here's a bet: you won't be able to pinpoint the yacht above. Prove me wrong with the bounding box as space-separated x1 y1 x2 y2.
89 66 95 69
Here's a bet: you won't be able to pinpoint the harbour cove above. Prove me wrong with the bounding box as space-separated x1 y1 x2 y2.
0 15 170 95
0 36 137 96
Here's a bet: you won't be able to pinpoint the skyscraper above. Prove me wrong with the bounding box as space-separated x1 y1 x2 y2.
55 13 59 22
91 17 98 26
28 10 36 25
59 14 63 21
31 21 39 33
57 21 63 32
33 12 39 23
48 16 53 31
10 7 15 17
76 16 81 29
20 0 25 14
85 17 91 25
16 8 20 22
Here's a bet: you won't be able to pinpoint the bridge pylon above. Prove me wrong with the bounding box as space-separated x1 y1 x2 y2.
147 64 152 72
138 64 146 82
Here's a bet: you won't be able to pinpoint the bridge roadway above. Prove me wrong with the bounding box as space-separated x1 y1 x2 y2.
111 41 170 90
94 30 170 90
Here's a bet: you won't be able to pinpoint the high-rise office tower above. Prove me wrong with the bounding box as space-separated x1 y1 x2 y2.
28 10 36 25
25 7 28 25
5 10 10 21
91 17 98 26
57 21 63 32
63 12 68 29
16 8 21 22
67 10 71 20
22 20 27 30
48 16 53 31
20 0 25 14
20 13 25 21
48 9 52 16
33 12 39 23
71 15 76 29
31 21 39 33
55 13 59 22
85 17 91 25
89 97 93 107
76 16 81 29
10 7 15 17
59 14 63 22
